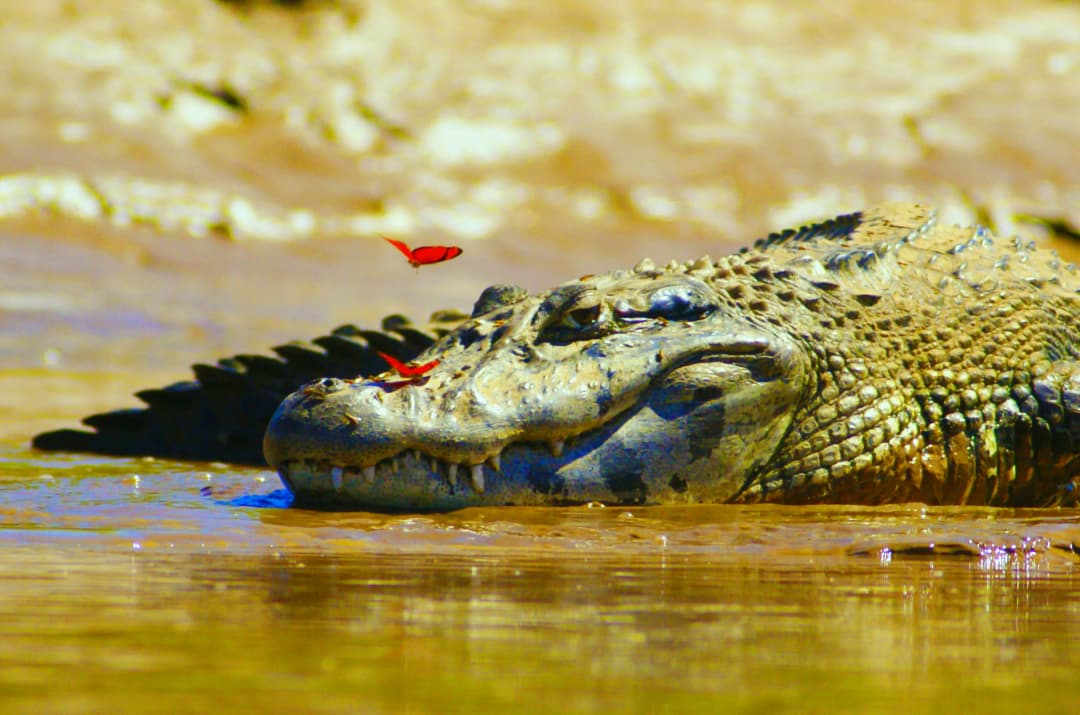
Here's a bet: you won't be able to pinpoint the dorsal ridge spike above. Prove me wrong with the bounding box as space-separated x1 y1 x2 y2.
688 255 713 271
633 257 657 274
752 203 937 254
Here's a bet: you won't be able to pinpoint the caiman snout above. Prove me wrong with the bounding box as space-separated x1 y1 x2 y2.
263 372 501 470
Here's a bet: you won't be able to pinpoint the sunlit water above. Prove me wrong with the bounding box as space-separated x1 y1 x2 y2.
2 433 1079 714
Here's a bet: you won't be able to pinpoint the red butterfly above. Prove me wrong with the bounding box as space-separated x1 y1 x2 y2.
377 352 440 378
383 236 463 268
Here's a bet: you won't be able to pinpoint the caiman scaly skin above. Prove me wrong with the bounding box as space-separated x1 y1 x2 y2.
261 204 1080 509
34 204 1080 510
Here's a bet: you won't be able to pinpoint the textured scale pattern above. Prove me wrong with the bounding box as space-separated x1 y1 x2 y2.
708 204 1080 505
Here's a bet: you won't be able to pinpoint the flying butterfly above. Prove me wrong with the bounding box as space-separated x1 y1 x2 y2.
382 236 463 268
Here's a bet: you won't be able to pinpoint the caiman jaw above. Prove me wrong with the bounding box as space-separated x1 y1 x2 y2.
264 332 804 511
274 435 587 511
263 359 659 510
267 389 635 511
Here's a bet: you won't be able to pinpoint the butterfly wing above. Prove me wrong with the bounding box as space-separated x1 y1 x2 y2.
409 245 463 266
377 351 414 376
409 359 440 376
377 352 440 378
382 236 416 263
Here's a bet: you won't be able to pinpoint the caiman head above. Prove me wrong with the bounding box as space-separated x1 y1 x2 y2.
264 262 814 510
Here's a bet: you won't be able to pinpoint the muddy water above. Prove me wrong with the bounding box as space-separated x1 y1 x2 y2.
3 434 1080 714
4 0 1080 712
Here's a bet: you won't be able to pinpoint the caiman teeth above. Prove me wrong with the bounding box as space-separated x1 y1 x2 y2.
287 457 499 497
549 440 565 457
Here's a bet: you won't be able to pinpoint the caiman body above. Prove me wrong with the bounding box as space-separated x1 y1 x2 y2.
35 204 1080 509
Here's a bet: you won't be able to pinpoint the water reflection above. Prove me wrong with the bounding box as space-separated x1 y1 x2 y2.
2 544 1079 713
2 437 1080 712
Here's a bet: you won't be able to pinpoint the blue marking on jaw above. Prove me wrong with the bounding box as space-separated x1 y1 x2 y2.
596 383 614 415
586 344 608 358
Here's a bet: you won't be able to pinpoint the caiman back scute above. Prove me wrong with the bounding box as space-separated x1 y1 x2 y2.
731 204 1080 506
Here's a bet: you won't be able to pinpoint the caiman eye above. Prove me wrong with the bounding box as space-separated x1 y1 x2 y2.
550 301 608 339
564 303 603 330
537 295 610 344
615 285 716 323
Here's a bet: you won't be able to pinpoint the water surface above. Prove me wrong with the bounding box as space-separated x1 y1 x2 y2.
3 429 1080 713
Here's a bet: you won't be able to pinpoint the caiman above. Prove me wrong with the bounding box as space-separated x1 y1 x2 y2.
33 204 1080 510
